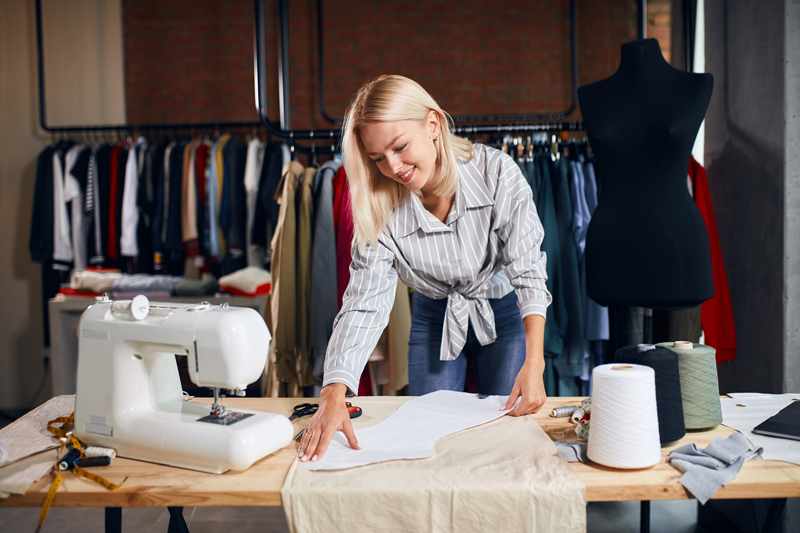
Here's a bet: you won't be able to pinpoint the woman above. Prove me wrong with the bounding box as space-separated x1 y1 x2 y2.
299 75 551 462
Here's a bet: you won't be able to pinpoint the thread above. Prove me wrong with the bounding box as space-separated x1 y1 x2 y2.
550 406 577 418
75 456 112 468
84 446 117 459
570 407 586 425
615 344 686 444
657 342 722 430
58 448 81 471
587 364 661 469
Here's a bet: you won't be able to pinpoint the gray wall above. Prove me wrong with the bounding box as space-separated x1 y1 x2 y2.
704 0 791 394
705 1 799 531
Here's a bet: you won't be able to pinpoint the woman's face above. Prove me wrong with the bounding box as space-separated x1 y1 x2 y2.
359 110 440 195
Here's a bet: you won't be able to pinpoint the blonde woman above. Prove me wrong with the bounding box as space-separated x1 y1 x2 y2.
299 75 551 462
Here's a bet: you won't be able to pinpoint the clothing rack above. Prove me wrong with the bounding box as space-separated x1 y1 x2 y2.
35 0 586 154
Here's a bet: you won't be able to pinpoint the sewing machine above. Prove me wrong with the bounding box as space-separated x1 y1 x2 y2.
74 295 293 474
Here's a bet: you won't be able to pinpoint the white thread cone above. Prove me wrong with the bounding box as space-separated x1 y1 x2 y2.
587 364 661 469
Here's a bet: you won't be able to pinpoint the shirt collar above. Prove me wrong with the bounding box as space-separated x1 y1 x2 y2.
388 149 496 238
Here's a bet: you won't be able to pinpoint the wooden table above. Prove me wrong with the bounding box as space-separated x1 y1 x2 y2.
2 397 799 531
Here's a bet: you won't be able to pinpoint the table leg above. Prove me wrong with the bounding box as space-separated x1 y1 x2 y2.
168 506 190 533
761 498 787 533
105 507 121 533
640 500 650 533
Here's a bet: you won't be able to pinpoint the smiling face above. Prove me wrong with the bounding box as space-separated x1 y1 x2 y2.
359 110 440 196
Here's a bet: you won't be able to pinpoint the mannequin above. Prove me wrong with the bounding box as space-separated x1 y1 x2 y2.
578 39 714 309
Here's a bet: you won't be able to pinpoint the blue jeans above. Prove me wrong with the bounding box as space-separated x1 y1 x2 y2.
408 291 527 396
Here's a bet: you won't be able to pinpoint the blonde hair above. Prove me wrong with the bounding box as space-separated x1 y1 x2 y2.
341 75 473 249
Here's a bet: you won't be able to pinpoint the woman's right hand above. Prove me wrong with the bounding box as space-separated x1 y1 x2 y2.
297 383 362 462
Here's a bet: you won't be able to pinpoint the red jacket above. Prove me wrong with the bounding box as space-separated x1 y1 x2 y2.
689 156 736 363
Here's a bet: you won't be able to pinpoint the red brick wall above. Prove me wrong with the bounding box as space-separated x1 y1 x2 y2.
124 0 671 130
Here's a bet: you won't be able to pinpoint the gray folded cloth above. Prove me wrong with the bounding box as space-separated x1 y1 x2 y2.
111 274 184 292
667 432 763 504
555 441 588 463
175 278 219 297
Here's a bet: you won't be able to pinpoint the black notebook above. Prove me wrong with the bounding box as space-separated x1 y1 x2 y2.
752 401 800 441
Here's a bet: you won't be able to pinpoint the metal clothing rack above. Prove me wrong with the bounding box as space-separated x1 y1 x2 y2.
35 0 585 153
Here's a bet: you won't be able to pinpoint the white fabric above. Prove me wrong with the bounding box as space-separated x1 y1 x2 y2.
52 150 73 263
64 145 87 270
306 391 508 471
70 270 123 292
218 266 271 294
120 141 142 256
282 394 586 533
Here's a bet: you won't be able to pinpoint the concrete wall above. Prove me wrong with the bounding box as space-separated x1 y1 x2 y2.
704 0 787 394
705 1 798 529
784 0 800 396
0 0 125 411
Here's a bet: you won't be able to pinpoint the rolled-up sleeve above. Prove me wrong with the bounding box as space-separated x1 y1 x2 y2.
493 153 552 319
322 238 397 395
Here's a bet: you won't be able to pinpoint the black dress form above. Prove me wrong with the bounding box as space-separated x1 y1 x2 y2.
578 39 714 309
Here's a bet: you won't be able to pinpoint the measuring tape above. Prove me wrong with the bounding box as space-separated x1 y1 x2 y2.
37 413 127 532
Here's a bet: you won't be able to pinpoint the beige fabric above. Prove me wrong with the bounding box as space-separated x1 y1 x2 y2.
282 397 586 533
296 168 316 388
0 395 74 466
267 161 304 397
385 281 411 393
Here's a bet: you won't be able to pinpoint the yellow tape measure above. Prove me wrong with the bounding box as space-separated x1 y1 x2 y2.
38 413 126 532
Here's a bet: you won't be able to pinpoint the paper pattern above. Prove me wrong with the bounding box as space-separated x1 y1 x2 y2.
305 390 509 471
721 392 800 466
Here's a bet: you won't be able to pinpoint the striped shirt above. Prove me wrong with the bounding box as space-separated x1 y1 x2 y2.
323 144 551 394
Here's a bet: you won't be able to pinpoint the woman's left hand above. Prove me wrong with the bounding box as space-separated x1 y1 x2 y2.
502 360 547 416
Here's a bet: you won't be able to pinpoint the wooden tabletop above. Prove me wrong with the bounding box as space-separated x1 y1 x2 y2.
2 396 799 508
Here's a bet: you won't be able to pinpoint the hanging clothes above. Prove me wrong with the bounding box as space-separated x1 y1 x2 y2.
296 166 317 390
268 160 306 397
309 160 342 385
689 156 736 363
549 155 584 396
252 142 285 270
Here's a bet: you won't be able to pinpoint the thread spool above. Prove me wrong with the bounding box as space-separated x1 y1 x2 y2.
111 295 149 321
657 342 722 430
550 406 577 418
75 456 112 468
570 407 586 425
615 344 686 445
58 448 81 471
84 447 117 459
587 364 661 469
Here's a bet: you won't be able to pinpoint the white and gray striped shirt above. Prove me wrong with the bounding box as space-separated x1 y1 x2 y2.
323 144 551 394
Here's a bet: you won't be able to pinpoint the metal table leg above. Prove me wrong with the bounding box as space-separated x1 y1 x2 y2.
640 500 650 533
168 506 190 533
761 498 787 533
105 507 121 533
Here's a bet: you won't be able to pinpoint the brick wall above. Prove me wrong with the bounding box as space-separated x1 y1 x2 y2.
124 0 671 130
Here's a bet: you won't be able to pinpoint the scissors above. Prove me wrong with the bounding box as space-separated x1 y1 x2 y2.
289 403 319 421
292 402 362 441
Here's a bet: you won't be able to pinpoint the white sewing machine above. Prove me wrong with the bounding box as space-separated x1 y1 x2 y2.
74 295 293 474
